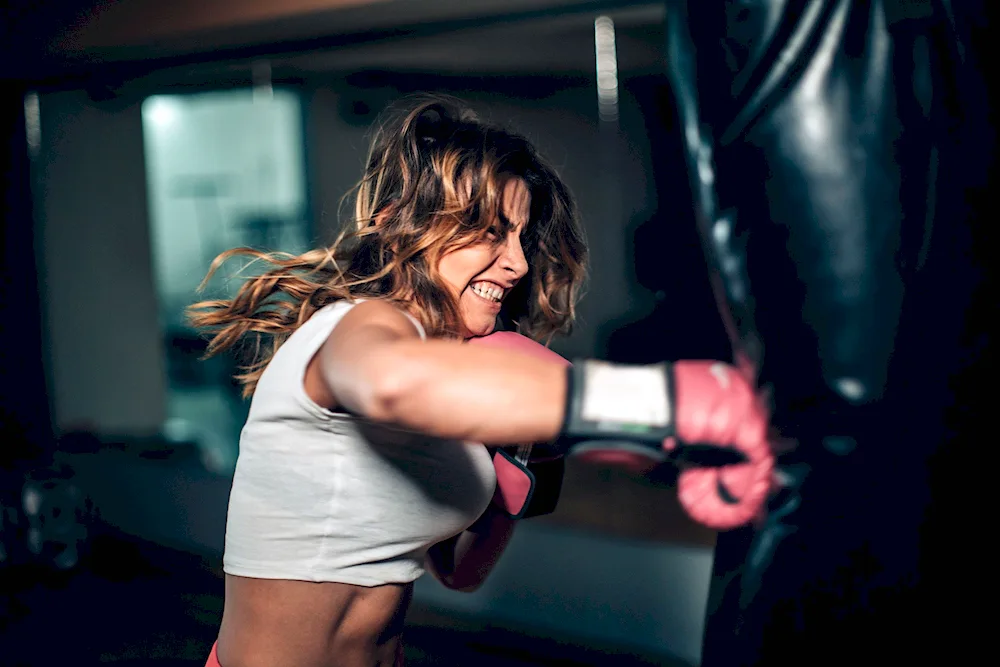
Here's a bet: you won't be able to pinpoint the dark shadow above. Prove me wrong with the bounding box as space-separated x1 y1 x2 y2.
600 76 730 365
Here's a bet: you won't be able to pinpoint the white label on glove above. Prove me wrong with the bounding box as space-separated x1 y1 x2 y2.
580 361 671 428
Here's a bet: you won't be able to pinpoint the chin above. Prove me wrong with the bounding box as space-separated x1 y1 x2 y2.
463 318 497 339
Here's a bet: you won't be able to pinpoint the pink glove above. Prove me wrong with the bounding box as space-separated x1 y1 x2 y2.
467 331 570 519
561 358 775 530
468 330 570 365
669 361 774 530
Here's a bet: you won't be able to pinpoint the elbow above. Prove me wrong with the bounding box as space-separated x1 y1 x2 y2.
437 573 486 593
454 582 485 594
427 553 488 593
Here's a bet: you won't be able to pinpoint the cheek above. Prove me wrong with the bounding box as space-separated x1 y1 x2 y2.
436 255 464 292
440 246 497 288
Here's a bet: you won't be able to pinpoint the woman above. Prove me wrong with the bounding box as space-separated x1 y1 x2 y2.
192 95 772 667
191 95 587 667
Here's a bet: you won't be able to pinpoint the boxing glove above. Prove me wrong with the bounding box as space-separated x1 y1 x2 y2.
467 331 570 519
561 359 774 530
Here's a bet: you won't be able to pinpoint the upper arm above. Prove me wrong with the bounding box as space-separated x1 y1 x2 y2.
303 300 423 415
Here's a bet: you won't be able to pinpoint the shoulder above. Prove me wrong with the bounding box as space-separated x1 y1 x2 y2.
302 299 424 412
329 299 425 343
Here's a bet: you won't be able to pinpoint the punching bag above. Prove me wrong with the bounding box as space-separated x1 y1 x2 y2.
661 0 991 663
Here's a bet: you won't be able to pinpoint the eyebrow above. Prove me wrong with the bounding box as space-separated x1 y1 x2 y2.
498 210 531 236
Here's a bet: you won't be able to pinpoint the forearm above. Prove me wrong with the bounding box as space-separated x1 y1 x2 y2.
337 339 567 445
426 506 518 592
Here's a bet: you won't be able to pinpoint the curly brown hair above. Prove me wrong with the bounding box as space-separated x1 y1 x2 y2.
188 94 589 397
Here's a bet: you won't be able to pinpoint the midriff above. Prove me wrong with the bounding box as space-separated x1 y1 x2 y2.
216 574 412 667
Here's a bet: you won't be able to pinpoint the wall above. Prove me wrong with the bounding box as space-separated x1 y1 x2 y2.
142 89 311 329
34 91 169 436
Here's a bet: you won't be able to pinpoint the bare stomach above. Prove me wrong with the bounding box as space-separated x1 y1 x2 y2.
216 574 412 667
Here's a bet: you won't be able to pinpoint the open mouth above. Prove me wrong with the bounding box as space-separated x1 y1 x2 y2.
468 280 505 304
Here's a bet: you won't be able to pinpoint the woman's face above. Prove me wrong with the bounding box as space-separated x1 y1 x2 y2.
438 178 531 339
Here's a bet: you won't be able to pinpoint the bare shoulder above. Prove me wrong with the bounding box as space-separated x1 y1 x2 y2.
331 299 423 345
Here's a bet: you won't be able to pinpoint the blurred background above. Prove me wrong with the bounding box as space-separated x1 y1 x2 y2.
3 1 756 665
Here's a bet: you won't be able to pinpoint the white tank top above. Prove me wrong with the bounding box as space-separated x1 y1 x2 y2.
223 300 497 586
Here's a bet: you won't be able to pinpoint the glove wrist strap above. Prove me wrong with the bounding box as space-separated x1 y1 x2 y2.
562 360 676 444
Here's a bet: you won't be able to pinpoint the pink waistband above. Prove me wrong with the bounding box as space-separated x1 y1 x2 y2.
204 642 221 667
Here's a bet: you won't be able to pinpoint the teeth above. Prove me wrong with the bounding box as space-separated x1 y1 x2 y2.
471 282 503 302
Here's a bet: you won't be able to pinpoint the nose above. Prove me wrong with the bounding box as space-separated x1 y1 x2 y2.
499 232 529 279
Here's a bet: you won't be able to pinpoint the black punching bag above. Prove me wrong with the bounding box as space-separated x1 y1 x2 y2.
661 0 991 663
